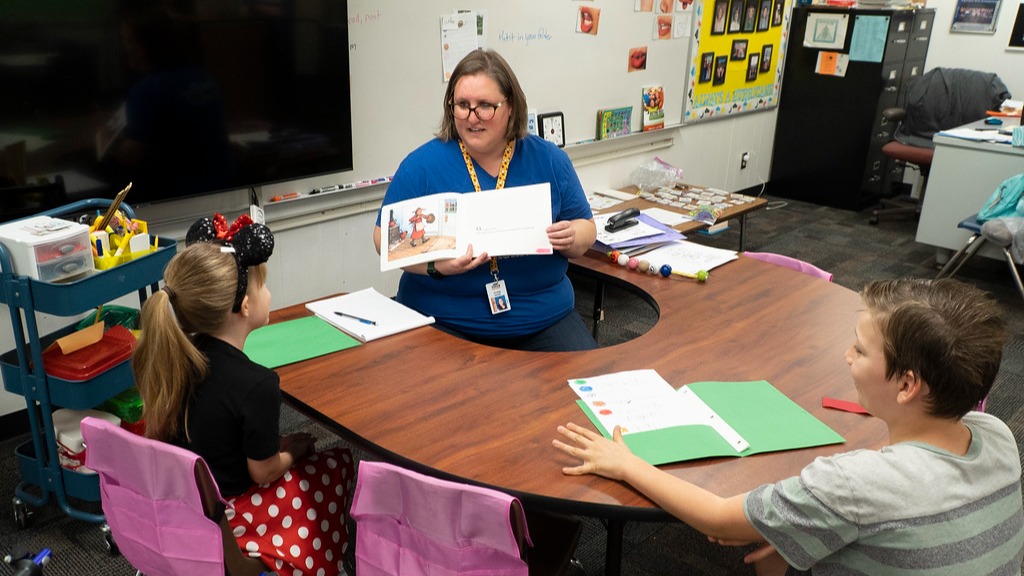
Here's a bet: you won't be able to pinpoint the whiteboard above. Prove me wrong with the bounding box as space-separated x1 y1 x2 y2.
345 0 695 185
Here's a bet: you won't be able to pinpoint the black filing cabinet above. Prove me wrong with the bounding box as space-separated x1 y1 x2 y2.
769 6 934 210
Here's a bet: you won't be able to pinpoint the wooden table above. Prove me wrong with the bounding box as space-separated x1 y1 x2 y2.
275 252 887 575
596 185 769 251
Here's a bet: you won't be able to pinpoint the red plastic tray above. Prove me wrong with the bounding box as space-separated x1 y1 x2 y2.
43 325 136 381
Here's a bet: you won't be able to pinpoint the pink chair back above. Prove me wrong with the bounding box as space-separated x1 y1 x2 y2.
81 417 226 576
350 460 531 576
744 251 834 282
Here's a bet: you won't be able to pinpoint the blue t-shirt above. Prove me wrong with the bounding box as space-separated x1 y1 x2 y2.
376 136 593 338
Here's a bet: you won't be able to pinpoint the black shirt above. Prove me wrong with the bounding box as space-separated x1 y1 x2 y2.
173 334 280 497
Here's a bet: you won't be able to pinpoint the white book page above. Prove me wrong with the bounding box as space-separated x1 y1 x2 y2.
458 183 553 257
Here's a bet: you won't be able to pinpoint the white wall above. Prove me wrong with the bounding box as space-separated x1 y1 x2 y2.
925 1 1023 98
1 1 1019 418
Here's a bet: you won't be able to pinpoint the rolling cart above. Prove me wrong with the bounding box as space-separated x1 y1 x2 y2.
0 199 175 543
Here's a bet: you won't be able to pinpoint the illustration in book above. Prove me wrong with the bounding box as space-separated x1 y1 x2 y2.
381 184 553 272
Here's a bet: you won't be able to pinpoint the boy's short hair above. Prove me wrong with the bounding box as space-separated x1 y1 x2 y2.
861 278 1006 418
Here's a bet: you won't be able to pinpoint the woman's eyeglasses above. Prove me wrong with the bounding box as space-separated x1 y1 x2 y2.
451 99 506 121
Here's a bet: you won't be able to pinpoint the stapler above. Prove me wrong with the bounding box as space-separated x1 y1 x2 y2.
604 207 640 232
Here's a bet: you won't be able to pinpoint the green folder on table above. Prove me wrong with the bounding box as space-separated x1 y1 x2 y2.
577 380 845 466
245 316 361 368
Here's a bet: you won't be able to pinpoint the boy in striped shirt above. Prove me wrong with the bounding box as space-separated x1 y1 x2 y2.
555 278 1024 575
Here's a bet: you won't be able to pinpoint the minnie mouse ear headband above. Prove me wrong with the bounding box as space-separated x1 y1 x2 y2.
185 213 274 313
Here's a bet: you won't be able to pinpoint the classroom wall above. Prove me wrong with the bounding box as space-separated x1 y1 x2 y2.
0 1 1018 419
925 1 1023 98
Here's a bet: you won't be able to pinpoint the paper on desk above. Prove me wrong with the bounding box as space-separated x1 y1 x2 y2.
305 288 435 343
938 128 1013 144
568 370 749 453
643 207 689 227
569 371 846 465
595 213 668 245
641 240 737 275
244 316 361 368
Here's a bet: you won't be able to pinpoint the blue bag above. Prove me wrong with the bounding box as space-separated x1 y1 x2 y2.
978 173 1024 223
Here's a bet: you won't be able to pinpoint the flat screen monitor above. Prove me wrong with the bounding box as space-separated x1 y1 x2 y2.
0 0 352 222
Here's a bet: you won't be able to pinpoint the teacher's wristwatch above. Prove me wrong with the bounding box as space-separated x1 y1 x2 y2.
426 261 445 279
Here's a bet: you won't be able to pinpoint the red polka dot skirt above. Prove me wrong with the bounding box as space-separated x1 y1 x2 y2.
226 448 355 576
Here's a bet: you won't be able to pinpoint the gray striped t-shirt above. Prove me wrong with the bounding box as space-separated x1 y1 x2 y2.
745 411 1024 575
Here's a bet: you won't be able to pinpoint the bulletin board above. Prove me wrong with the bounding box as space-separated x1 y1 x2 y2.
683 0 790 123
344 1 696 186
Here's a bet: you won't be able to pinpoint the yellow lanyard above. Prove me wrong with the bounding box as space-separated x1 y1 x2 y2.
458 139 515 279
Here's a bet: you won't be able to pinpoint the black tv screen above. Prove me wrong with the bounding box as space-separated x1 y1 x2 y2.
0 0 352 222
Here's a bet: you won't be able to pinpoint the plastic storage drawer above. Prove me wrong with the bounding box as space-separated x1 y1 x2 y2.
0 237 176 315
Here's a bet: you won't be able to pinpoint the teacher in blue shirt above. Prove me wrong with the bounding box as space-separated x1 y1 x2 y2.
373 49 597 352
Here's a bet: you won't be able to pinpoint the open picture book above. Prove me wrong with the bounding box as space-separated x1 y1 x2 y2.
380 183 553 271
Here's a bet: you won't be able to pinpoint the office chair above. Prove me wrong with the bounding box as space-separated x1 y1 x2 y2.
743 252 833 281
80 417 273 576
350 460 582 576
870 68 1010 224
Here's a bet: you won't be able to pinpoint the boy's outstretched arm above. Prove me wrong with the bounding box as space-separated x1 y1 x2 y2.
553 422 761 542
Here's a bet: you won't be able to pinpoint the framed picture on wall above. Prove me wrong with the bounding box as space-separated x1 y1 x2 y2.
1009 2 1024 48
699 51 715 82
712 0 729 34
757 0 772 31
731 39 748 60
746 53 760 81
713 55 728 85
760 43 773 71
771 0 784 27
950 0 1002 33
742 0 758 32
728 0 744 33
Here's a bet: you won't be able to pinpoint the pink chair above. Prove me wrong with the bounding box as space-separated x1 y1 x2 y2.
81 417 270 576
743 251 834 282
350 460 531 576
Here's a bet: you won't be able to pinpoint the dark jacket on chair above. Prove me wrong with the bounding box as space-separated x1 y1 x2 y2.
897 68 1012 148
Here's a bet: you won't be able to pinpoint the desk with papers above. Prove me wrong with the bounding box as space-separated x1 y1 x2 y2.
917 119 1024 262
589 184 769 251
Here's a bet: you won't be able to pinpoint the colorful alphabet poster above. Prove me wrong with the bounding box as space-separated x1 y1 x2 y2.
683 0 790 123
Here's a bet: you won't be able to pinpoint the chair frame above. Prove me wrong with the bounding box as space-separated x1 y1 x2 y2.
871 108 930 224
935 216 1024 302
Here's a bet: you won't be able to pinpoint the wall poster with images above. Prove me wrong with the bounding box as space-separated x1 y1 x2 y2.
684 0 790 123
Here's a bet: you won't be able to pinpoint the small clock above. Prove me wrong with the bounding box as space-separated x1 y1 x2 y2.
538 111 566 148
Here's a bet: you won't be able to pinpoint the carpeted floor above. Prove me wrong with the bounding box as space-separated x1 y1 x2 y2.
2 194 1023 576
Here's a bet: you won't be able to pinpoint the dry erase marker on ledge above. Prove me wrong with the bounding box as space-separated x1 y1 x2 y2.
310 183 357 194
334 311 376 325
269 192 300 202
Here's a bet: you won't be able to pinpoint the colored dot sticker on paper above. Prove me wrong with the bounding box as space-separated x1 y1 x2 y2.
599 409 613 415
578 385 593 392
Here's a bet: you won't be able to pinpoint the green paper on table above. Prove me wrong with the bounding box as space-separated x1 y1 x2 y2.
574 378 845 466
245 316 360 368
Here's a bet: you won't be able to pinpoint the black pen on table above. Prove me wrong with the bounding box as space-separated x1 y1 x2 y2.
334 311 376 325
